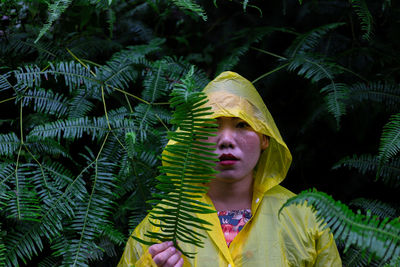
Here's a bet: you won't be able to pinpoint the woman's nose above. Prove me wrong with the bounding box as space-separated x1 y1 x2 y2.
217 128 235 149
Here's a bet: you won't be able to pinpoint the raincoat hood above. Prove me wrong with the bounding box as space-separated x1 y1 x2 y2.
201 71 292 194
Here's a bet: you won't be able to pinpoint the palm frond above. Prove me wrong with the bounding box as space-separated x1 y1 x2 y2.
351 0 374 41
35 0 73 43
133 66 218 257
349 81 400 112
21 88 69 118
286 23 345 57
377 113 400 179
170 0 207 21
280 189 400 262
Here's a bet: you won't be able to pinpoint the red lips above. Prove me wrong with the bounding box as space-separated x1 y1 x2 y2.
219 153 238 166
219 153 238 161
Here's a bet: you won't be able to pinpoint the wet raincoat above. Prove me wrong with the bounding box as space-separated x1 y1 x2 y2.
118 71 342 267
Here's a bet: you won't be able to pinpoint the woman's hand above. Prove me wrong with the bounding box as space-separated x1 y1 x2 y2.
148 241 184 267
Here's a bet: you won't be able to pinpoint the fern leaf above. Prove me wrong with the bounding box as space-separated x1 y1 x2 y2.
5 164 42 222
3 162 85 266
35 0 73 43
288 52 344 83
14 61 98 93
333 154 400 187
21 88 69 117
68 88 97 119
320 82 349 126
59 157 118 266
0 72 13 93
134 67 218 257
170 0 207 21
28 117 106 141
350 198 398 219
280 189 400 262
377 113 400 178
286 23 345 57
351 0 374 41
0 223 5 267
0 133 20 157
349 81 400 112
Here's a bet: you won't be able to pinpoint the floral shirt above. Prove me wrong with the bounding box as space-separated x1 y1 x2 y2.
217 209 252 247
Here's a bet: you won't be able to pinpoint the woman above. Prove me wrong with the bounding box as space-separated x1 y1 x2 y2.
118 71 342 267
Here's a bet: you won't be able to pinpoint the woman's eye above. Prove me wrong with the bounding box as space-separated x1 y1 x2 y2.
236 121 249 128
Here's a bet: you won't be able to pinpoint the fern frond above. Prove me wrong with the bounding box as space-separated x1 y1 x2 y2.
4 225 44 266
170 0 207 21
28 117 107 141
0 133 20 157
0 223 5 267
21 88 69 117
333 154 400 186
0 72 13 93
134 103 170 141
134 66 218 257
280 189 400 262
349 81 400 112
350 198 398 219
286 23 345 57
342 245 381 267
351 0 374 41
35 0 73 43
14 61 98 92
68 88 97 118
377 113 400 178
4 164 42 222
3 161 85 266
59 157 118 266
216 44 252 75
287 52 344 83
320 82 349 125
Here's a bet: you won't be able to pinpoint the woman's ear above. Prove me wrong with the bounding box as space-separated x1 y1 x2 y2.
261 135 269 150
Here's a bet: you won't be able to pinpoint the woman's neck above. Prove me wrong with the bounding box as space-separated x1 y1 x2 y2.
207 174 253 211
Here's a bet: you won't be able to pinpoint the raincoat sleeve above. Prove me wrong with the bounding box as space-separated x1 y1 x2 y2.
313 227 342 266
117 216 158 267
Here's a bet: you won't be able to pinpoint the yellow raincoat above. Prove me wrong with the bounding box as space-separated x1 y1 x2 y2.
118 71 342 267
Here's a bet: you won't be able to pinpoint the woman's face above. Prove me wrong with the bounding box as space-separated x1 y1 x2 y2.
206 117 269 183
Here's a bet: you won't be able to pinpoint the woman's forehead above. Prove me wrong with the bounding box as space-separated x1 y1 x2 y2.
215 116 243 122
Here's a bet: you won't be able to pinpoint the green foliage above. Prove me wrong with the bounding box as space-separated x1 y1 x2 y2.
35 0 74 43
280 189 400 262
133 67 218 257
1 0 400 265
377 113 400 178
351 0 374 41
170 0 208 21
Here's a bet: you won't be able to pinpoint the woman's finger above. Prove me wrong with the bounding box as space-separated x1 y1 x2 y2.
148 241 173 257
174 256 184 267
152 245 178 266
164 250 182 267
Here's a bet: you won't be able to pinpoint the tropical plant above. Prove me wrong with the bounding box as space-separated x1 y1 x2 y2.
132 67 218 257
